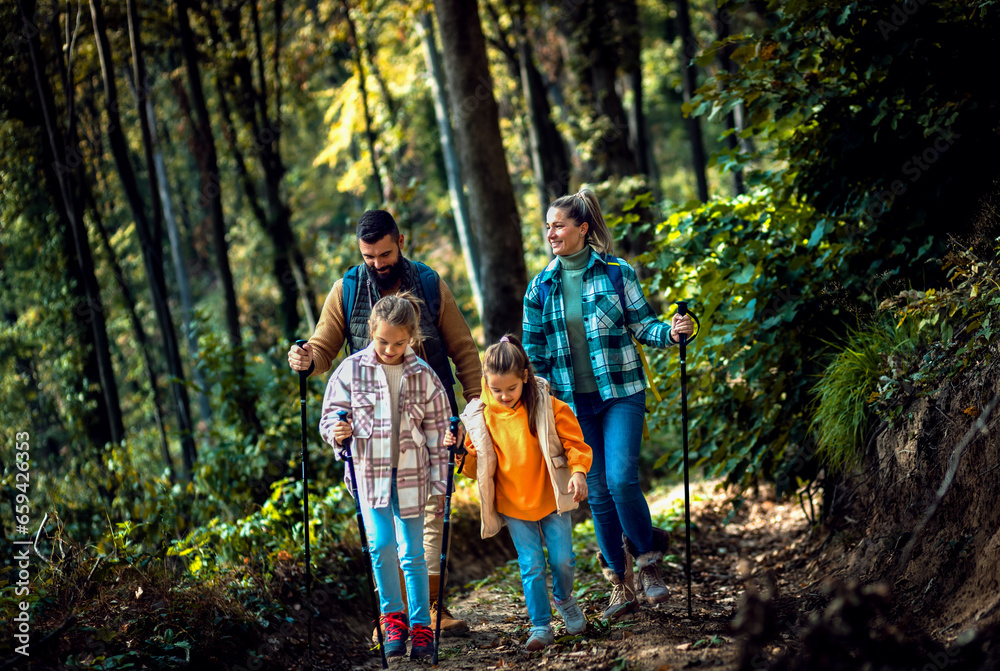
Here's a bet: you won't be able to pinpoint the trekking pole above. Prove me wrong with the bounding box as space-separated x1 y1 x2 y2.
294 339 313 657
673 302 700 618
433 416 465 666
337 409 389 670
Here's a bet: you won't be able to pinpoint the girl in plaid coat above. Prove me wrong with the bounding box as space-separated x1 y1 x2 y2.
319 293 450 660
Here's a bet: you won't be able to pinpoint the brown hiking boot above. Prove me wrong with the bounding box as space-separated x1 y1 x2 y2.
636 550 670 604
597 550 637 621
429 573 469 635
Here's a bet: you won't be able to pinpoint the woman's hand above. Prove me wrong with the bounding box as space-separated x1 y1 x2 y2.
568 471 589 502
332 419 353 445
443 428 457 447
670 313 695 342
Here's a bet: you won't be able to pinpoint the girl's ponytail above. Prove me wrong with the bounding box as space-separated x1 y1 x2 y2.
482 334 542 435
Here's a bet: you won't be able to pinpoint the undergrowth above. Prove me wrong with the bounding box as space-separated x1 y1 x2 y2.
811 242 1000 471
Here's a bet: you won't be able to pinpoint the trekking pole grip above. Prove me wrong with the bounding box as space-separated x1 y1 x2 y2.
336 410 352 458
295 339 310 395
673 300 701 346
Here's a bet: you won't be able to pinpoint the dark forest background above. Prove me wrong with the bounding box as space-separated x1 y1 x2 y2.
1 0 999 667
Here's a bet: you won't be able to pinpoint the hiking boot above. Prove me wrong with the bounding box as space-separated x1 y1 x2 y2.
429 573 469 635
636 550 670 604
380 612 408 658
525 625 555 651
597 550 637 621
409 624 435 660
554 596 587 634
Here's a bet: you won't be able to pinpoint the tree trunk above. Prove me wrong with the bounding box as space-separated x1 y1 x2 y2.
91 0 198 475
19 0 124 449
416 12 483 320
510 3 571 219
434 0 527 342
618 0 651 179
146 96 213 429
675 0 709 202
715 4 745 196
341 0 385 201
176 0 262 436
558 0 638 180
88 193 177 483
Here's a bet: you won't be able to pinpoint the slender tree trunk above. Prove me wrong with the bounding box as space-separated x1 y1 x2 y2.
675 0 709 202
176 0 262 437
92 0 198 475
619 0 651 179
341 0 384 201
19 0 123 449
248 0 318 338
510 3 571 219
558 0 638 180
416 12 483 319
715 5 745 196
434 0 527 342
88 194 177 482
147 96 213 428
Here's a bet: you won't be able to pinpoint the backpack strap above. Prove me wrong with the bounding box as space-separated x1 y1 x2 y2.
604 255 662 430
413 261 442 324
342 266 362 354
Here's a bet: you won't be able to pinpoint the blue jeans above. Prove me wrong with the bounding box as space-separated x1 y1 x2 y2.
360 470 430 627
574 390 652 577
503 512 575 628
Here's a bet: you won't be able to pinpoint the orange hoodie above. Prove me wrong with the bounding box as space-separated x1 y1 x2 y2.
462 377 592 522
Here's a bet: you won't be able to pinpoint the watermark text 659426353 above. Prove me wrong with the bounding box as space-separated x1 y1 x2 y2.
13 430 32 657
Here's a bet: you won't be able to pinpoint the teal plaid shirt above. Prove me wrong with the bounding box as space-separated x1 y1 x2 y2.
522 250 676 413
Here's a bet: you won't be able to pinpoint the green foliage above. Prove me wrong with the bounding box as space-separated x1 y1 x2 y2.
694 0 1000 273
624 191 863 489
811 318 924 471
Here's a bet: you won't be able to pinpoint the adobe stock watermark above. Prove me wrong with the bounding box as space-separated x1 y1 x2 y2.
861 127 961 225
877 0 933 40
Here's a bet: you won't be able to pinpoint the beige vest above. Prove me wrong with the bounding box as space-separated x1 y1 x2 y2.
460 377 580 539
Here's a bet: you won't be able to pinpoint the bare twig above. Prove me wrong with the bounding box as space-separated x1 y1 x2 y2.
897 387 1000 569
32 512 51 565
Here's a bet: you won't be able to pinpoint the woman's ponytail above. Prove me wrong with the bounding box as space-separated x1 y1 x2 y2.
549 188 615 256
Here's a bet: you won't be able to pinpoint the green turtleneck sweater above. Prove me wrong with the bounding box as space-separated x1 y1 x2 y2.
559 246 599 393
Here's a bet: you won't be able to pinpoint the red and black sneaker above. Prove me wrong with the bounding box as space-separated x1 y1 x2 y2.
409 624 435 660
380 612 408 658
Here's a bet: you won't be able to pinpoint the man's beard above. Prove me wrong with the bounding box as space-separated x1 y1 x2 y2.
369 257 405 291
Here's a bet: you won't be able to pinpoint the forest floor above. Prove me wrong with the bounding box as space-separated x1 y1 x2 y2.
304 479 820 671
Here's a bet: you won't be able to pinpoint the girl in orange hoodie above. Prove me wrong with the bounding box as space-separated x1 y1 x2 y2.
444 335 593 651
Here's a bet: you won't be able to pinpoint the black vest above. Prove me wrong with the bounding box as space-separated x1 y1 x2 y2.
345 259 459 414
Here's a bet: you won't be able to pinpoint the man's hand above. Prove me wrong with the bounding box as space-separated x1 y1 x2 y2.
332 419 352 446
568 471 589 502
288 341 313 372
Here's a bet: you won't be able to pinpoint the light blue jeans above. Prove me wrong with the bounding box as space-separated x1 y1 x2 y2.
503 511 575 628
360 470 430 627
574 390 652 577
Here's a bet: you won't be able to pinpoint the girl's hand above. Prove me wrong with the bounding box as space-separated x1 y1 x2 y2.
332 419 352 445
670 313 695 342
431 494 446 518
443 428 457 447
568 472 589 502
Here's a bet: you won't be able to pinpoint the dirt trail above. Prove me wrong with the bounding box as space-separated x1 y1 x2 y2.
323 481 817 671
